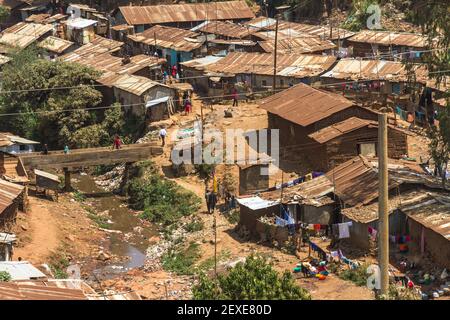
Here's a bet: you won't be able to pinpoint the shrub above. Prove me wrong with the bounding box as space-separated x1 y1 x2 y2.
192 254 311 300
0 271 11 282
185 217 204 233
128 172 201 226
337 263 370 287
162 242 201 275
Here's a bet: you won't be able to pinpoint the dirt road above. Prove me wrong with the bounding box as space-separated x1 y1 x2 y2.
14 197 60 264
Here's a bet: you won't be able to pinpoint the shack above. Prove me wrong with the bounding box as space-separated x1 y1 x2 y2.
112 1 255 32
306 117 409 170
236 196 279 237
259 83 379 167
127 25 204 66
398 192 450 269
0 132 39 154
0 179 25 231
38 36 75 59
0 22 53 53
34 169 60 200
329 156 443 250
183 52 337 95
0 261 47 281
0 232 16 261
63 17 98 45
346 30 428 60
98 73 176 117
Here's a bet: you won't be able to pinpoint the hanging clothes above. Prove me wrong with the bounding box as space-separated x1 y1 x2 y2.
338 223 350 239
368 226 378 240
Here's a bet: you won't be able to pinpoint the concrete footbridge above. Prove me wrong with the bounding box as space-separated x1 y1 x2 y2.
19 143 163 190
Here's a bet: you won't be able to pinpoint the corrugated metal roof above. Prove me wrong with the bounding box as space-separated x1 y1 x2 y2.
100 73 164 96
209 38 256 46
61 36 124 62
64 17 98 29
260 175 335 206
258 37 336 54
204 52 336 78
260 83 354 127
236 196 279 210
321 58 428 82
325 155 400 208
43 13 68 24
25 13 50 23
128 25 203 52
0 282 87 300
245 18 355 40
400 192 450 240
68 52 164 79
118 1 255 26
0 22 53 49
0 261 46 281
34 169 59 182
180 55 224 69
38 36 73 54
194 20 256 39
308 117 374 143
0 178 24 214
308 117 410 144
348 30 427 47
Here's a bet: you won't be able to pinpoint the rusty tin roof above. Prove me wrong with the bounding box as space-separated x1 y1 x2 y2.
259 83 354 127
118 1 255 26
128 25 203 52
348 30 427 47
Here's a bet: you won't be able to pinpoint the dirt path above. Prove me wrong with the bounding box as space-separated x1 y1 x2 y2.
14 197 60 264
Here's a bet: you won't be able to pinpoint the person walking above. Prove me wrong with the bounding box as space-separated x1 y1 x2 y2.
64 145 70 154
113 135 122 150
184 97 192 115
205 189 212 214
42 144 49 155
159 127 167 147
232 87 238 107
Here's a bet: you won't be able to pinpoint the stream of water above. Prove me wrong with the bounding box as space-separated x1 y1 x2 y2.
72 173 157 279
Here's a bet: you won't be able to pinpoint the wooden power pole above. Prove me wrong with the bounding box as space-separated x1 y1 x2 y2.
378 112 389 294
272 17 279 91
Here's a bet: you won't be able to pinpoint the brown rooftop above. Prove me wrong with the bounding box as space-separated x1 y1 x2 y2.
259 83 354 127
205 52 336 78
196 20 256 39
258 37 336 54
348 30 427 48
118 1 255 26
61 36 124 62
128 25 203 52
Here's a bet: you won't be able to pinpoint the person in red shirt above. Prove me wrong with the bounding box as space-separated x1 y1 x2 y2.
113 135 122 150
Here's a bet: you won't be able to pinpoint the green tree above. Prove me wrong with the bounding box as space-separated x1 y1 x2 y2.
0 46 104 148
0 5 10 24
408 0 450 186
192 255 311 300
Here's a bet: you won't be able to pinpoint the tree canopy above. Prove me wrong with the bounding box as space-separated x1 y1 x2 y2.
0 46 117 149
409 0 450 186
192 255 311 300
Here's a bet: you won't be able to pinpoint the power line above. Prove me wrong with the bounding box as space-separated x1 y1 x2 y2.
0 72 449 118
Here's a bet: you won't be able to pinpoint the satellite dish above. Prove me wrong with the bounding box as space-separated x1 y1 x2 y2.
66 264 81 280
66 5 81 19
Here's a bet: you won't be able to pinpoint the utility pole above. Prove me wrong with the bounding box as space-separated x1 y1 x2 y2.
272 17 279 91
214 212 217 277
378 112 389 295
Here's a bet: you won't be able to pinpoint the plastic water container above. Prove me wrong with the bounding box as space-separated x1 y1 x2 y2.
432 291 439 298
